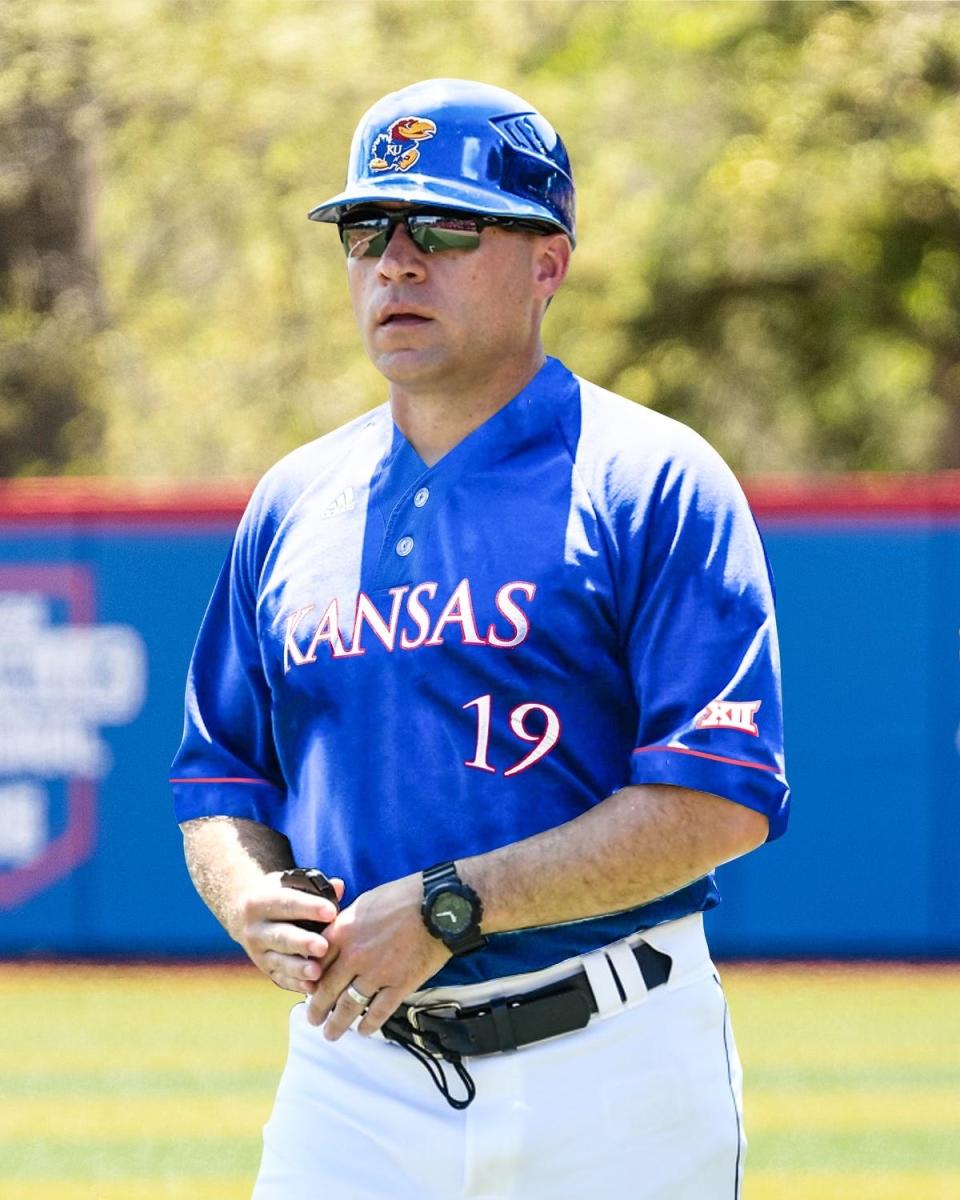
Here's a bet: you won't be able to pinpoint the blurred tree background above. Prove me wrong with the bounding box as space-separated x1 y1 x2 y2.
1 0 959 478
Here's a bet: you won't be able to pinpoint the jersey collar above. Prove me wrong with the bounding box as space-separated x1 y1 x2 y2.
372 355 578 517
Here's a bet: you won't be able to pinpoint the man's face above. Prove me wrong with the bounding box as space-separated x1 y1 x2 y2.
343 206 569 393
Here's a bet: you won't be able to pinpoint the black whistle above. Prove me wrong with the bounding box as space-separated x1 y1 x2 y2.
280 867 339 935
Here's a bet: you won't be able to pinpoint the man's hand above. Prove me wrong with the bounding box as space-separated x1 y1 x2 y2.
307 873 450 1040
235 871 345 994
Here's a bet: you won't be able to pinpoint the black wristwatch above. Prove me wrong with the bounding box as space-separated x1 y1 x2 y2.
421 862 486 956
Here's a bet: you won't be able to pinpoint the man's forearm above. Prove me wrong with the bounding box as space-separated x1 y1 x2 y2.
180 815 296 941
304 783 769 1041
458 784 768 934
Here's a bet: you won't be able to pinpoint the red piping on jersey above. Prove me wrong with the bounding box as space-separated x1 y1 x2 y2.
169 777 273 785
632 745 780 773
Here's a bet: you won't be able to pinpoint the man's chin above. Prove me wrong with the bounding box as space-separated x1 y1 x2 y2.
373 347 450 387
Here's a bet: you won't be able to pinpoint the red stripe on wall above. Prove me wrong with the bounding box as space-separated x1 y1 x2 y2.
0 479 253 523
0 474 959 522
743 472 960 519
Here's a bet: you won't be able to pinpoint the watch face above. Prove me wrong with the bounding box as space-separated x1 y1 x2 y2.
430 889 474 935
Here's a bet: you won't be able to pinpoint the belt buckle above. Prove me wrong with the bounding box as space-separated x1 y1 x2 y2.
406 999 462 1056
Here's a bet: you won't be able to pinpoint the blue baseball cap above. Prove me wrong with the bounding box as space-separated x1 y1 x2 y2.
308 78 576 244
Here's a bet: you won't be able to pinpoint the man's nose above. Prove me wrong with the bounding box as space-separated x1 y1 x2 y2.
377 221 426 280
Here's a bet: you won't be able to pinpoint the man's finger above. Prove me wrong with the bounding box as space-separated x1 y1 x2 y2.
305 982 338 1026
322 979 379 1041
256 920 331 959
305 965 357 1027
268 969 319 996
356 987 400 1036
262 949 324 984
264 893 339 926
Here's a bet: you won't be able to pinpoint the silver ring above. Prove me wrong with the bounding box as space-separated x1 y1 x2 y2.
345 982 374 1007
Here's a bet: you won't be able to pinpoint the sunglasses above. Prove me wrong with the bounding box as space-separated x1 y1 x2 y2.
338 208 554 259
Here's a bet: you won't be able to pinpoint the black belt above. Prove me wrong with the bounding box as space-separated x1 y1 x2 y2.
384 940 672 1061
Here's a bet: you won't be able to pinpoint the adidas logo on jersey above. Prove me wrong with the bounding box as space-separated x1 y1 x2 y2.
695 699 761 736
318 487 355 520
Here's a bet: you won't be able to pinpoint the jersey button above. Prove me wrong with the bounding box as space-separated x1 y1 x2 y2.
396 536 415 557
413 487 430 508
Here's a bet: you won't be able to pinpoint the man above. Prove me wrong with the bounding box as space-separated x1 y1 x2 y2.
171 78 789 1199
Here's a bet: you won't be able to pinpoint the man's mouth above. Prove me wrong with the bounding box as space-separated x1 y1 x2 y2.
377 306 432 327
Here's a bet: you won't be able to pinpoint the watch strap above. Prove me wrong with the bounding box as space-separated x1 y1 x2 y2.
423 861 466 890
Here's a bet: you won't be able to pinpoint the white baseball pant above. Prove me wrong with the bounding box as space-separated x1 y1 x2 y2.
253 914 745 1199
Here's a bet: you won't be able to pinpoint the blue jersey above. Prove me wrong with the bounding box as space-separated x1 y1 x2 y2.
171 357 789 987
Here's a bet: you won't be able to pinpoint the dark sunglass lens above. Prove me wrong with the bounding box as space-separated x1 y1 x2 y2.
339 211 489 257
410 215 482 254
341 221 389 258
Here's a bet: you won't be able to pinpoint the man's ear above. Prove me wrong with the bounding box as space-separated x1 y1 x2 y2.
533 233 572 300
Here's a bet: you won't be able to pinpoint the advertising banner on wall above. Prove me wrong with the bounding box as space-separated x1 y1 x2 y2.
0 484 247 955
0 477 958 957
0 565 147 907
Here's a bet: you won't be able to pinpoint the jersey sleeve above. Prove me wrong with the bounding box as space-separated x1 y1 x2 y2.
621 443 789 840
169 489 287 828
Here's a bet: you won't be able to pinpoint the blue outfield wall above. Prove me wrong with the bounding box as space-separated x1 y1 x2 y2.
0 477 958 958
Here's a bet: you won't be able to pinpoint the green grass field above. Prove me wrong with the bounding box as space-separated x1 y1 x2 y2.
1 962 958 1199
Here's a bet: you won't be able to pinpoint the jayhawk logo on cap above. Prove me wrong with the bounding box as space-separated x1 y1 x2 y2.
369 117 437 173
